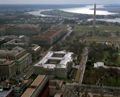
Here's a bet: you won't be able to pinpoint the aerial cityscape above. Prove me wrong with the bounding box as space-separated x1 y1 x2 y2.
0 0 120 97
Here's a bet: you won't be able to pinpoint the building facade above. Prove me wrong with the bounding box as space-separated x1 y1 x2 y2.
21 75 49 97
33 51 74 78
0 47 32 73
0 59 16 81
6 24 40 37
31 29 65 46
2 39 27 48
25 44 41 61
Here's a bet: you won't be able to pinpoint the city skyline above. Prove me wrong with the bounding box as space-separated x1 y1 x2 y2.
0 0 120 4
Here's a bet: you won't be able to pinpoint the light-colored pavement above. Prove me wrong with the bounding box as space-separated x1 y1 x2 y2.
75 47 88 84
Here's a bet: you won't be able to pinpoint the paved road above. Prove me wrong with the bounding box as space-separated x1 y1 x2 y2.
75 47 88 84
17 24 73 80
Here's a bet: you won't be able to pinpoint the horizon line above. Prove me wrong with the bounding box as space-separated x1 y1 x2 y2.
0 3 119 5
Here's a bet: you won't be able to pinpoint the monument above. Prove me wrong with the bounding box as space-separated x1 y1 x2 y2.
93 3 96 27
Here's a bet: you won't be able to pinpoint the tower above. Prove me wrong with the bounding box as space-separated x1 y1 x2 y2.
93 3 96 27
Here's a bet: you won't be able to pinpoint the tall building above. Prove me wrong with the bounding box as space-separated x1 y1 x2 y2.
21 75 49 97
93 3 96 27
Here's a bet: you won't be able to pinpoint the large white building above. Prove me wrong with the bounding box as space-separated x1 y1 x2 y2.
33 51 74 78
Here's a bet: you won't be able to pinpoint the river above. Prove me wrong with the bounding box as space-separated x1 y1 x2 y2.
27 5 118 16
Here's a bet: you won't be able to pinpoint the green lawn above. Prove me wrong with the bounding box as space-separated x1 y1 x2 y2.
73 24 120 33
104 50 120 66
57 24 68 31
86 37 120 42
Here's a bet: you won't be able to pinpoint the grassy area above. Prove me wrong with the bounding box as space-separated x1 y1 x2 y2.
41 10 75 17
73 25 94 33
73 24 120 33
71 68 78 79
86 37 120 42
104 49 120 66
30 74 37 80
57 24 68 31
76 72 81 82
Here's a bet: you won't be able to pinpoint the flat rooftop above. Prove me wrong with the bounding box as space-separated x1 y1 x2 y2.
0 86 13 97
0 46 24 56
21 75 45 97
0 59 14 66
7 24 39 30
31 29 63 39
34 51 73 69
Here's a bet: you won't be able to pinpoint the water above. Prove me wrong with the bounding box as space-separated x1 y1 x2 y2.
59 5 118 15
27 5 118 16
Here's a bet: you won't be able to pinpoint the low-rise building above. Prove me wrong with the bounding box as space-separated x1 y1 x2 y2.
21 75 49 97
49 80 64 97
0 59 15 81
94 62 104 68
33 51 73 78
31 29 65 46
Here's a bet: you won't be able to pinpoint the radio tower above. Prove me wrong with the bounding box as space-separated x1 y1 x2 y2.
93 3 96 27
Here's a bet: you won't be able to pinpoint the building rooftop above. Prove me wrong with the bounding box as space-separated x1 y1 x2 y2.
3 39 26 46
31 29 63 40
94 62 104 68
7 24 39 30
34 51 73 69
0 46 25 57
0 28 5 31
27 44 41 51
15 53 30 63
0 86 13 97
21 75 45 97
0 59 14 66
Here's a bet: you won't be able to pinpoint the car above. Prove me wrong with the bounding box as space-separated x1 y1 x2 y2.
23 75 26 78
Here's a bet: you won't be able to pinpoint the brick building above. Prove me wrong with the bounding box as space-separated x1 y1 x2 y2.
6 24 40 36
31 29 65 46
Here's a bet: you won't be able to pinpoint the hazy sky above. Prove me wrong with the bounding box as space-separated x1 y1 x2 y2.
0 0 120 4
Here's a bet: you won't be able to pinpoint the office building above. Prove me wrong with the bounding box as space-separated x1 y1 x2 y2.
0 59 15 81
21 75 49 97
0 47 32 73
33 51 73 78
6 24 40 36
31 29 65 46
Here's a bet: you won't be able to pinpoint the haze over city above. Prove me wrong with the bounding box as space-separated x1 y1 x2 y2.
0 0 120 97
0 0 120 4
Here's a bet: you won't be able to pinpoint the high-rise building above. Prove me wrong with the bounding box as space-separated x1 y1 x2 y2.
93 3 96 27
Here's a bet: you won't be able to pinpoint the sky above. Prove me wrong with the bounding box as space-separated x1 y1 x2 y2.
0 0 120 4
